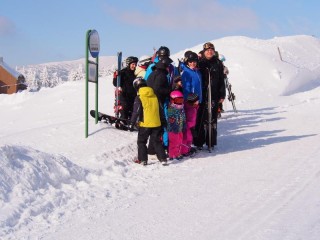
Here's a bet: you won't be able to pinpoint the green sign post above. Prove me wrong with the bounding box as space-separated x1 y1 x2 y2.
85 29 100 138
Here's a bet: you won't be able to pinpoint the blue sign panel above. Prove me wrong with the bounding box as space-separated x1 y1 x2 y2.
89 30 100 58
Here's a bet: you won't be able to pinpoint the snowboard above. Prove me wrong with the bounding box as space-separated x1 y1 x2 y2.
225 77 237 113
90 110 135 131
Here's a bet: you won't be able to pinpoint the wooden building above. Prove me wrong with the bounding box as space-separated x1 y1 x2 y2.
0 57 27 94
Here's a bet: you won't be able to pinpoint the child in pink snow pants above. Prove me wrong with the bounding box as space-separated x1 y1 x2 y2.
167 90 186 160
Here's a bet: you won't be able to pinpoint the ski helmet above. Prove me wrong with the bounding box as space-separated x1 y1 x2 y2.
170 90 184 105
138 55 151 66
157 46 170 57
125 56 138 67
170 90 183 99
184 51 198 63
133 77 147 91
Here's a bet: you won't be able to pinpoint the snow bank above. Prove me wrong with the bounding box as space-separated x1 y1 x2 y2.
0 145 88 232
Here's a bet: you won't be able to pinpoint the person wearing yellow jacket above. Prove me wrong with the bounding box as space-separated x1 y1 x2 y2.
130 77 168 166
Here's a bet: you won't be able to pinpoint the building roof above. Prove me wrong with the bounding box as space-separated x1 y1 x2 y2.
0 57 23 78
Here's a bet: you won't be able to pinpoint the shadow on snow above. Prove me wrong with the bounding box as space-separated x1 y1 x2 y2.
215 107 316 155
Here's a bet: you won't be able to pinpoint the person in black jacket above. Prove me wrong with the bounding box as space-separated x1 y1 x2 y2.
146 57 173 153
193 42 226 150
146 57 173 105
113 56 138 119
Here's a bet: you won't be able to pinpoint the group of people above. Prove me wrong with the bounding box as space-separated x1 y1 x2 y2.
112 43 226 166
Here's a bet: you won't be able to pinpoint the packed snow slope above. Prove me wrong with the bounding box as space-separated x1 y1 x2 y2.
1 35 320 240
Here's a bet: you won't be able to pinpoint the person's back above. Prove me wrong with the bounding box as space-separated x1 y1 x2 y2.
146 59 171 105
131 78 167 166
136 87 162 128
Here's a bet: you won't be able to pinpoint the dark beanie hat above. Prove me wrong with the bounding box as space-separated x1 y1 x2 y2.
187 93 199 103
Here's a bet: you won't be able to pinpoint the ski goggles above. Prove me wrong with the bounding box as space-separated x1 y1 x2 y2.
171 97 184 105
203 42 215 51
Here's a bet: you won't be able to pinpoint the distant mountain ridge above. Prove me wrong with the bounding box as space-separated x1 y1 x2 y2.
15 35 320 95
16 56 118 91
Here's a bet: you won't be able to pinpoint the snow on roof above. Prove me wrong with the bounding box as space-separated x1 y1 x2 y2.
0 57 23 78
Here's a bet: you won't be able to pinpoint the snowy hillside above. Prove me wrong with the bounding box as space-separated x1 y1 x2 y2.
16 56 118 91
1 35 320 240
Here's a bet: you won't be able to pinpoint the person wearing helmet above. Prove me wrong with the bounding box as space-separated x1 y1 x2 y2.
113 56 138 119
167 90 186 161
147 57 173 104
135 55 152 78
180 51 202 156
145 56 174 153
130 77 168 166
193 42 226 150
144 46 178 85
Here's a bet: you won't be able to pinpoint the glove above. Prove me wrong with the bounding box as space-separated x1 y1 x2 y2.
113 71 118 79
115 87 122 96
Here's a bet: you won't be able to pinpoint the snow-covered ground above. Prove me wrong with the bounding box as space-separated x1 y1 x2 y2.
1 35 320 240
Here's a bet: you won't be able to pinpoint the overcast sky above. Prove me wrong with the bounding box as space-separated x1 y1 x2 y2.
0 0 319 66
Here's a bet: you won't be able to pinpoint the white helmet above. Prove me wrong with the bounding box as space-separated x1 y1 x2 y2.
138 55 151 66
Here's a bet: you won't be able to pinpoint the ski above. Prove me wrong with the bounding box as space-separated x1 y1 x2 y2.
90 110 135 131
207 68 213 153
225 77 237 113
114 52 122 118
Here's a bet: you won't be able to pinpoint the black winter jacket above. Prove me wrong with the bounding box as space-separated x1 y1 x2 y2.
198 57 226 103
113 68 137 100
146 67 170 104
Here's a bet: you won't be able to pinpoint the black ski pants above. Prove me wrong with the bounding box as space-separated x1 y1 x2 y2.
118 94 135 120
193 101 218 148
137 126 167 162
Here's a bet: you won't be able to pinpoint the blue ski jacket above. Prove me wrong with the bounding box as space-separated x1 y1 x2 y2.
181 63 203 103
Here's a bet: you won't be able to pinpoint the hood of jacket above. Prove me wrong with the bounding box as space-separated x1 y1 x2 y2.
138 86 156 97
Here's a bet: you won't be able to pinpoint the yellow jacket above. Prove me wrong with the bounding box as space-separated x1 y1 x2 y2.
131 87 162 128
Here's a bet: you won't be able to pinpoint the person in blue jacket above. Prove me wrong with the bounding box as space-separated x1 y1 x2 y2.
181 51 202 104
180 51 203 155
